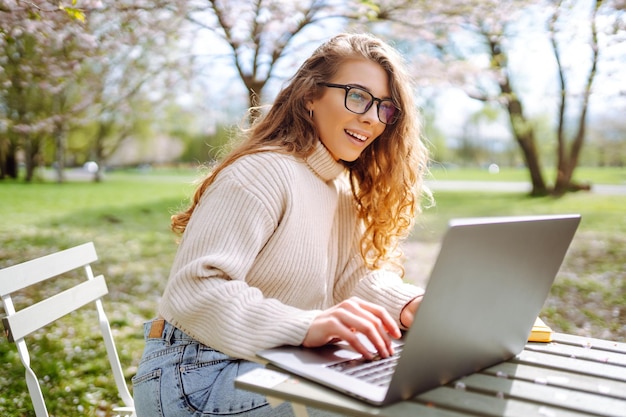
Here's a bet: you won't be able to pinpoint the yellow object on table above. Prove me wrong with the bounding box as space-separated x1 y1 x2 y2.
528 317 553 342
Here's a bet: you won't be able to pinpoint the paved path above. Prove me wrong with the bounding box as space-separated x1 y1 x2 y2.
425 180 626 195
49 168 626 195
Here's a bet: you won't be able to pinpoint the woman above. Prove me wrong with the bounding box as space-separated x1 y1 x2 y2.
132 32 430 417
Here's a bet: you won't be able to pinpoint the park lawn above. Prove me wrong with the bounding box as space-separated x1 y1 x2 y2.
415 188 626 240
0 170 624 416
0 173 197 417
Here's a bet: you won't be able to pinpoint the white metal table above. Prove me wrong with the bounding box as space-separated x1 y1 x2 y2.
236 333 626 417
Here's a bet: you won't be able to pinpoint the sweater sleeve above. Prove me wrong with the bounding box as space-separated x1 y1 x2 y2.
352 268 425 330
336 253 424 329
158 165 320 362
331 185 424 328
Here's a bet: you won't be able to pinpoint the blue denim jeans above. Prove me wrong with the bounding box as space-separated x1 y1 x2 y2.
132 319 344 417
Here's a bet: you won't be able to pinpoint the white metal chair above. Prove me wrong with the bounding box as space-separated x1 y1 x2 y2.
0 242 136 417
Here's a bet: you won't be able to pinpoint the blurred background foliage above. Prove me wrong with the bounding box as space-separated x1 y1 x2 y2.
0 0 625 193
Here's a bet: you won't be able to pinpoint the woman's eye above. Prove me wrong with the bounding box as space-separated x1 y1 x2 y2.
347 89 369 105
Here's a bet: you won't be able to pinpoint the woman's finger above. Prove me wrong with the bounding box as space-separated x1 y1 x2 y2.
331 308 392 359
347 297 402 339
308 298 397 358
303 312 374 358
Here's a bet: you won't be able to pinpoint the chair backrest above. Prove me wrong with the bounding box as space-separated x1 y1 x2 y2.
0 242 135 417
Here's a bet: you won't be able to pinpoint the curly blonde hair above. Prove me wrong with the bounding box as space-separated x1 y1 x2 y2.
172 33 430 275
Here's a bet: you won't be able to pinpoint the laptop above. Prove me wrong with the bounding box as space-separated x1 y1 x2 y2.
256 214 581 405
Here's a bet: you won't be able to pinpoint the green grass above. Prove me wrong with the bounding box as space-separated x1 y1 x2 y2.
414 190 626 240
0 172 198 417
0 169 625 416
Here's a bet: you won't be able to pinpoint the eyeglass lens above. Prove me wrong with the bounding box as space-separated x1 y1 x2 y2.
345 87 398 124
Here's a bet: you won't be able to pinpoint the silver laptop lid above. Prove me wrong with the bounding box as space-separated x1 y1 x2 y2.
386 214 581 402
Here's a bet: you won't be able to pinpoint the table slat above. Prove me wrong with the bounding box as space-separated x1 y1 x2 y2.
525 342 626 367
515 350 626 382
459 373 626 417
552 333 626 354
416 386 590 417
484 362 626 400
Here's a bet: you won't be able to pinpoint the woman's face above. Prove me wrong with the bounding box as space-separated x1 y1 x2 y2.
308 59 390 162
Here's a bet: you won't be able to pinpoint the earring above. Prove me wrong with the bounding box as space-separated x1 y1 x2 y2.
309 109 313 118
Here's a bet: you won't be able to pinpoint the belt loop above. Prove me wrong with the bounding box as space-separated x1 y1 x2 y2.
163 320 176 345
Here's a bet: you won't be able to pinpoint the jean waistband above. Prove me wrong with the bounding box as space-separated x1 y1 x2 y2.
144 318 195 343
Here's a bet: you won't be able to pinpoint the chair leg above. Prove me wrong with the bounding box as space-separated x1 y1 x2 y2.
18 339 49 417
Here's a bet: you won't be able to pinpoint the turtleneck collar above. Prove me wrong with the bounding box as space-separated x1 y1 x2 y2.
304 140 346 182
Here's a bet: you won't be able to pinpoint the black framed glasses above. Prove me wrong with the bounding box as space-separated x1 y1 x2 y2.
320 82 400 125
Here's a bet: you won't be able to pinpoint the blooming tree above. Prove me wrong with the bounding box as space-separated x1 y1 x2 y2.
2 0 623 187
76 0 189 182
367 0 625 195
0 0 188 182
0 0 97 181
181 0 374 116
549 0 625 194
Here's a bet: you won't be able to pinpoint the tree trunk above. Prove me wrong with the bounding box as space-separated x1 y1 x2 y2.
0 138 16 179
54 128 66 184
6 141 18 179
92 121 109 183
1 151 18 180
24 136 38 183
552 0 600 196
488 37 548 196
513 125 548 196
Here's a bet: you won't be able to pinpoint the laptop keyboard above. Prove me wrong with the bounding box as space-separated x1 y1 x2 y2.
326 345 403 387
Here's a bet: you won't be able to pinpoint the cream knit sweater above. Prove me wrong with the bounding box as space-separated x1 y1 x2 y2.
159 141 423 362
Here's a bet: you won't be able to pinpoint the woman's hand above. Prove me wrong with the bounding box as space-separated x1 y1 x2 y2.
302 297 401 360
399 295 424 329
